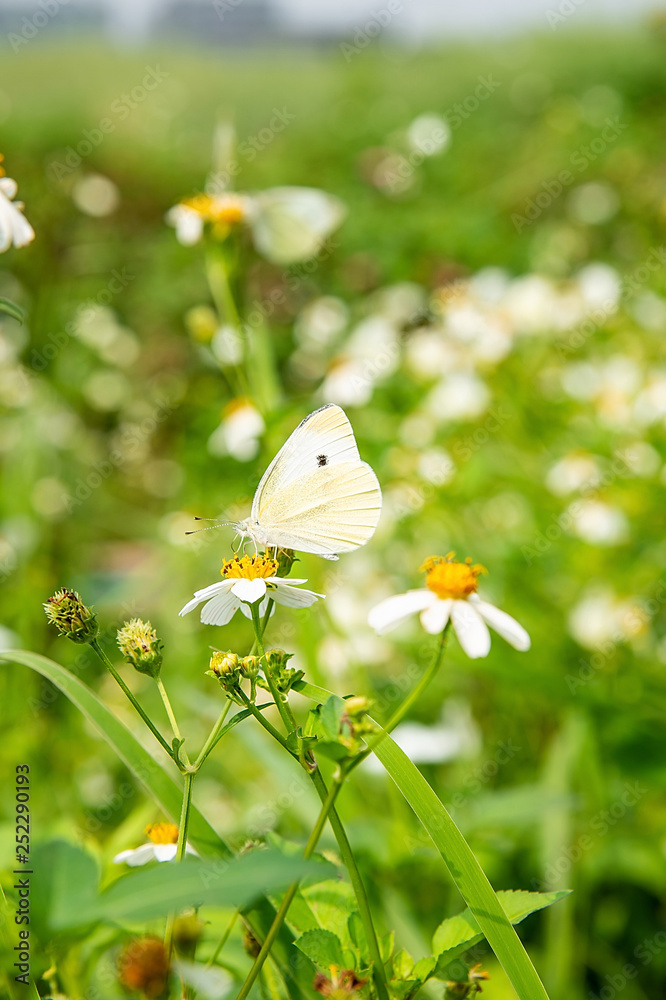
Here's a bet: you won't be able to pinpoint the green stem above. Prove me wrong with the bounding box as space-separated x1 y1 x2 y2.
194 700 233 770
347 625 449 776
236 689 293 755
207 908 240 968
90 640 175 762
165 769 196 960
156 676 190 766
310 768 390 1000
234 771 343 1000
250 602 297 735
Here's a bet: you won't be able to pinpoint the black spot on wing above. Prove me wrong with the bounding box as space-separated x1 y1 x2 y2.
317 454 328 467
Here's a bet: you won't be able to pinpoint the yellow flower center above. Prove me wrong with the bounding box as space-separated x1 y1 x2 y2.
182 193 246 226
145 822 179 845
221 553 278 580
421 553 487 600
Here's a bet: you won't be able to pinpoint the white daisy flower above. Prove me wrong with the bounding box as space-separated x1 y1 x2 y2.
0 158 35 252
113 822 196 867
368 553 530 660
166 187 345 265
179 553 323 626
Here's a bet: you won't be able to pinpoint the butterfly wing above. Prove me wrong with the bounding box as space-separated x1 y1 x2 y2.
250 404 381 555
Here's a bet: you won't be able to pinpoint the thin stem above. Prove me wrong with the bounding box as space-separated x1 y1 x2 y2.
165 769 196 960
156 676 190 767
234 771 343 1000
251 602 297 735
207 908 240 968
310 768 390 1000
194 699 233 770
236 689 293 755
90 640 175 762
347 625 450 776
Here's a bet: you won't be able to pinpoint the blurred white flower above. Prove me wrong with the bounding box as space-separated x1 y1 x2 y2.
427 372 490 422
616 441 661 478
405 328 460 379
502 275 560 334
207 398 264 462
546 453 601 496
367 700 481 770
114 823 196 867
633 371 666 426
368 555 530 659
417 447 456 486
567 586 647 649
369 282 427 325
567 182 619 225
576 262 621 312
406 113 451 157
321 357 373 407
72 173 120 217
211 325 243 367
295 296 348 347
0 165 34 252
167 187 346 265
569 499 629 546
179 553 322 626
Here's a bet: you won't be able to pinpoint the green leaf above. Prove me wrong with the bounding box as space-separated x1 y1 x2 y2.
294 929 345 969
433 889 570 959
319 695 347 742
392 949 415 979
30 841 99 940
294 680 557 1000
2 651 315 1000
0 297 24 323
56 849 329 929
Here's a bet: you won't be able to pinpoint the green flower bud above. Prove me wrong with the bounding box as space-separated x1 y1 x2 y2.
43 588 98 644
263 648 290 672
117 619 163 678
209 651 239 676
240 654 260 679
344 696 373 719
268 547 297 578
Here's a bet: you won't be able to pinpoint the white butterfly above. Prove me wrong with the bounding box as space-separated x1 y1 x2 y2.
235 403 382 560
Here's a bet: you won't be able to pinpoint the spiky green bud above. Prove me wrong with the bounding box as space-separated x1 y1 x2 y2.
43 588 98 644
117 619 163 678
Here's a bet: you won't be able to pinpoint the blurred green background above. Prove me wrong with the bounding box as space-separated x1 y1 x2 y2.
2 23 666 1000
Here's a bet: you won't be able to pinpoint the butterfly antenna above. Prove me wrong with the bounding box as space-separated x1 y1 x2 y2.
185 516 236 537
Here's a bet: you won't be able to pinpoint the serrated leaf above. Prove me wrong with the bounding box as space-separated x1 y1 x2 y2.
433 889 570 958
392 949 415 979
0 297 24 323
294 929 345 969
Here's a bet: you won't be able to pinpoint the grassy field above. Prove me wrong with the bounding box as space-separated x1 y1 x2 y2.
1 24 666 1000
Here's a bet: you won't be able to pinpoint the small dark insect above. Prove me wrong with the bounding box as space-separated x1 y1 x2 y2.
317 454 328 467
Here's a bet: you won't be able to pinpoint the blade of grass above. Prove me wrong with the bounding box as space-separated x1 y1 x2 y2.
295 679 552 1000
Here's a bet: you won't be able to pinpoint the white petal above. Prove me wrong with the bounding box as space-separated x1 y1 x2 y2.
166 204 204 246
0 190 34 253
113 843 156 867
179 580 234 616
450 600 491 659
154 844 178 862
471 597 531 651
368 590 435 635
231 578 267 603
0 178 18 198
200 589 240 626
271 583 323 608
419 598 452 635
